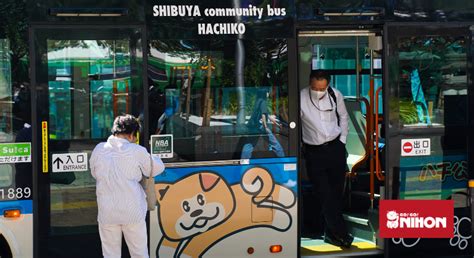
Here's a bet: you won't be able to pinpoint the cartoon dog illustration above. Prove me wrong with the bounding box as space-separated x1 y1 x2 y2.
386 210 399 229
155 166 296 258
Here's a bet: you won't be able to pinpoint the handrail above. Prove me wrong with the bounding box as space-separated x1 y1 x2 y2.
369 76 375 209
375 87 385 181
348 97 371 177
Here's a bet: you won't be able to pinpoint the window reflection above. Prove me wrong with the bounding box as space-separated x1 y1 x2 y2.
310 36 383 113
0 39 13 142
45 37 139 231
395 34 469 204
396 36 467 127
148 39 289 161
47 39 132 140
0 164 13 187
0 36 32 202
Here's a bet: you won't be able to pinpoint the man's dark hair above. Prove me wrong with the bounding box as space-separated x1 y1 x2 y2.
309 70 331 84
111 114 141 136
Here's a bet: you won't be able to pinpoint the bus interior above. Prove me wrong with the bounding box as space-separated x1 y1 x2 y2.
298 30 385 257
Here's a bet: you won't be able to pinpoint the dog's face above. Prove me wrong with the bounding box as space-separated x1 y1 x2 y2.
155 172 236 240
387 211 398 221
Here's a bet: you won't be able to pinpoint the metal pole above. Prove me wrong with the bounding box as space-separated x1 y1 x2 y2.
234 0 245 127
113 40 116 78
370 49 374 78
470 180 474 256
369 49 375 210
356 36 360 98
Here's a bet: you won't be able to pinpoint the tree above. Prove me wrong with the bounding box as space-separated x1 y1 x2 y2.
0 0 28 82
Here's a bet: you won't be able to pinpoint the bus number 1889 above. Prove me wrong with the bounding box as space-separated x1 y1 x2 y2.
0 187 31 200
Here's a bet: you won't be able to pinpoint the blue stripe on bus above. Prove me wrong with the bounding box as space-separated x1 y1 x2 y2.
247 157 297 164
156 157 298 192
0 200 33 215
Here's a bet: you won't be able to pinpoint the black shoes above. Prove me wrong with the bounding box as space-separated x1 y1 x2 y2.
324 232 354 248
341 234 354 248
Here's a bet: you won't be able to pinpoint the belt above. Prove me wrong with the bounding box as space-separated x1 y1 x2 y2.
304 135 340 148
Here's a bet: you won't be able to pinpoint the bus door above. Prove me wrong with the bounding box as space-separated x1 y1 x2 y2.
146 38 299 258
31 26 145 257
298 29 385 257
384 23 472 257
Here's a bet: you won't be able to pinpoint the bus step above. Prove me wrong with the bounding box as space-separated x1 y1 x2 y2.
351 191 381 199
348 191 380 210
349 173 385 192
301 250 384 258
343 212 376 243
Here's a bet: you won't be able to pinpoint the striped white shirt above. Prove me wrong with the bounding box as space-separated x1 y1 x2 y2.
90 135 165 225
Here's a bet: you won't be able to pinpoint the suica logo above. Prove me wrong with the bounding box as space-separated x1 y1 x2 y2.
385 210 447 229
380 200 453 238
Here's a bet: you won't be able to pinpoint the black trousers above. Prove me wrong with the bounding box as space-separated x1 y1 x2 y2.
304 138 348 237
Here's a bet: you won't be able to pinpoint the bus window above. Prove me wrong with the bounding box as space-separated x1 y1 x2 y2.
0 39 13 141
0 33 33 258
48 39 133 140
0 37 31 192
33 27 143 257
0 165 12 188
395 36 467 128
387 27 469 210
44 35 141 232
311 36 383 113
148 39 289 161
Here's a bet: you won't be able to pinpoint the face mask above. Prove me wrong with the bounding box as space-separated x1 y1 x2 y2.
315 89 327 99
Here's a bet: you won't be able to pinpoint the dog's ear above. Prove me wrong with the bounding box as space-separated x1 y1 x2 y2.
199 173 221 192
155 184 171 203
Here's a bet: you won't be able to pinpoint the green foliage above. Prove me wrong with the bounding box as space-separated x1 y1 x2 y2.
224 91 257 115
0 0 28 79
399 100 419 124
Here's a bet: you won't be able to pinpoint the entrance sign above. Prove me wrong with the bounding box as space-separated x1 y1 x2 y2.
150 134 173 158
0 143 31 163
401 138 430 156
52 153 88 172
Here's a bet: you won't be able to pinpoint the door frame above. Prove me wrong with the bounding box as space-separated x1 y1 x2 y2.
383 21 474 258
295 25 385 257
29 24 147 258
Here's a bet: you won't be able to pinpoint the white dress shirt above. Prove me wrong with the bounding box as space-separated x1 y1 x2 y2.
90 135 165 225
300 86 349 145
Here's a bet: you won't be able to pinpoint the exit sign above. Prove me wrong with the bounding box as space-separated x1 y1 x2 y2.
401 138 430 156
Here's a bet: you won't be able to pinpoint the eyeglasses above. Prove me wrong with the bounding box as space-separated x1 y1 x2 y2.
308 88 334 112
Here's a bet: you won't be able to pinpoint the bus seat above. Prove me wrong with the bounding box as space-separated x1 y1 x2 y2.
344 98 367 172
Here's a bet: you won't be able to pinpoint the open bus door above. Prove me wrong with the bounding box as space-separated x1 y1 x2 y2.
298 29 385 257
470 25 474 258
31 25 145 257
384 23 473 257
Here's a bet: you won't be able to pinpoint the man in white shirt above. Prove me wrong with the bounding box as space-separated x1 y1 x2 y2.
300 70 353 248
90 115 165 258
